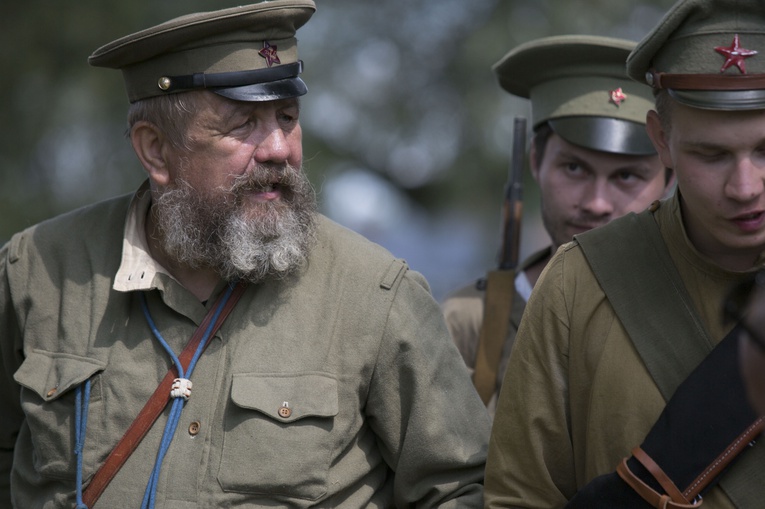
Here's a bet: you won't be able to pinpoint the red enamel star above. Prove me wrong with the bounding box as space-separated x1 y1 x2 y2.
715 34 757 74
259 41 281 67
609 87 627 106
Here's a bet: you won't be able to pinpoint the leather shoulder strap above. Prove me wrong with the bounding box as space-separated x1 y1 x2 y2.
576 209 714 400
82 281 247 507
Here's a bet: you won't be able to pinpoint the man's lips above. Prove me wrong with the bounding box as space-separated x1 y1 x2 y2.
249 184 282 202
730 210 765 232
568 222 606 234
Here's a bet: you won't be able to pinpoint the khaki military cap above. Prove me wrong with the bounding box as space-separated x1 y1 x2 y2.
493 35 656 155
627 0 765 110
89 0 316 103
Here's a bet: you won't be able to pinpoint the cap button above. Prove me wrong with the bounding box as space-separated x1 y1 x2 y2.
158 77 172 91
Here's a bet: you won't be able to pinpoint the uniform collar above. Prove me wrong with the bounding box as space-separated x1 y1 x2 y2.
113 180 175 292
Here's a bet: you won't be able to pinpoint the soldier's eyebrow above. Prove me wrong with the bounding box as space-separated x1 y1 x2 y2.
552 150 593 169
679 140 728 151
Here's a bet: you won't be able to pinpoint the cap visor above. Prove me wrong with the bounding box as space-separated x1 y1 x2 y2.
549 117 656 155
213 77 307 102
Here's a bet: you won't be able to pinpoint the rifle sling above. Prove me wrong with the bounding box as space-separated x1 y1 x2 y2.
576 209 764 505
473 269 516 405
82 281 248 508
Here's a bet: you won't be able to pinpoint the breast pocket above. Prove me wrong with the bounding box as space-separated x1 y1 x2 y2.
218 372 339 501
13 349 105 481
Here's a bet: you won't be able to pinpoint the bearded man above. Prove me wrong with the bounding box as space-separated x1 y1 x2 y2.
0 2 489 508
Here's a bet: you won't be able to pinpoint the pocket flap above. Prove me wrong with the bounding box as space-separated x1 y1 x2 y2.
230 373 339 422
14 349 106 401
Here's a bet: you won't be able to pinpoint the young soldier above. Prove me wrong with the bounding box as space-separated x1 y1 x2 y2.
442 35 672 417
486 0 765 506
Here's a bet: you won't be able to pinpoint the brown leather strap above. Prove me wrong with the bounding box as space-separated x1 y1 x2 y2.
82 281 247 507
683 416 765 499
616 458 698 509
617 417 765 508
473 269 516 405
632 447 689 504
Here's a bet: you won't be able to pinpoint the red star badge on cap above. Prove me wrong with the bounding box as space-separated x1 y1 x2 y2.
259 41 281 67
715 34 757 74
609 87 627 107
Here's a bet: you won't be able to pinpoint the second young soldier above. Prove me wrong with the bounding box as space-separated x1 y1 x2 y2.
486 0 765 507
442 35 673 416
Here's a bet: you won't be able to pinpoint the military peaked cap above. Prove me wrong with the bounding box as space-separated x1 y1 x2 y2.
494 35 656 155
627 0 765 110
89 0 316 103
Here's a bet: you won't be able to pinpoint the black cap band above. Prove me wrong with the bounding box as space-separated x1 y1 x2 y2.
158 61 303 93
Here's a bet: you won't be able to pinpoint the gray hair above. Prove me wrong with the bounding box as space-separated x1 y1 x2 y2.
127 92 201 150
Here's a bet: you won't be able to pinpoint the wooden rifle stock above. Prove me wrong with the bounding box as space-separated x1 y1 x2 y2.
473 117 526 405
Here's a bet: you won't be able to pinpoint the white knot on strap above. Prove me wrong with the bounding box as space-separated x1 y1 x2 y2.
170 378 193 400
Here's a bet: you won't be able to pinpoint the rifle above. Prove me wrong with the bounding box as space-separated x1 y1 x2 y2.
472 116 526 405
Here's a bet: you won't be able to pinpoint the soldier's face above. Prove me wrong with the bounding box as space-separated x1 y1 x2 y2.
531 132 669 249
147 92 317 282
647 102 765 271
166 92 304 213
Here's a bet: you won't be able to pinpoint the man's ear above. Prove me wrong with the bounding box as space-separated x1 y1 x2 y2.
646 110 673 170
529 136 541 183
130 120 173 187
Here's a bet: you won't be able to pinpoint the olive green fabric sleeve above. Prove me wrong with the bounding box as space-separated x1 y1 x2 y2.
484 248 578 508
369 269 490 507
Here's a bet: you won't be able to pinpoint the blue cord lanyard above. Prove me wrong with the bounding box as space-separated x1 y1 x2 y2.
74 381 91 509
73 282 237 509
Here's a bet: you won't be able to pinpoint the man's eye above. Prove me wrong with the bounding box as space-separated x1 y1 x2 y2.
616 171 639 182
693 150 725 162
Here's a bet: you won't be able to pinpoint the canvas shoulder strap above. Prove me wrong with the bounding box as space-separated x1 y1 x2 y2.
575 208 713 400
575 206 765 507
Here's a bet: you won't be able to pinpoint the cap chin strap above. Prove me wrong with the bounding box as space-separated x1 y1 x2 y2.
647 70 765 110
158 61 302 93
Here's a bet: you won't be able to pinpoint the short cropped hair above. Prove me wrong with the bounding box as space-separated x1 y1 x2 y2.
127 92 201 150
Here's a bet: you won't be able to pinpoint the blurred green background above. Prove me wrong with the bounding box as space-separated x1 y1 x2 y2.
0 0 674 301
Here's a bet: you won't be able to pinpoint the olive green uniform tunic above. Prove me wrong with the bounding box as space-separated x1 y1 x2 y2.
0 183 490 508
485 191 764 508
441 248 552 418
